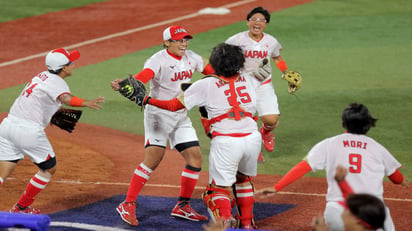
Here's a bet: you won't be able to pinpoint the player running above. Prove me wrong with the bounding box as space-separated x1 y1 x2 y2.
144 43 262 229
110 26 214 226
256 102 408 231
225 7 301 160
0 48 104 213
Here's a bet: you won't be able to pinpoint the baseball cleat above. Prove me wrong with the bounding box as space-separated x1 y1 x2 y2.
116 201 138 226
171 202 208 221
239 224 257 230
260 126 275 152
223 217 238 228
10 204 40 214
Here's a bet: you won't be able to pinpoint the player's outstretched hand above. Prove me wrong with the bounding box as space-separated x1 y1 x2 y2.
311 214 329 231
83 96 105 110
110 78 123 91
255 187 277 198
334 165 348 183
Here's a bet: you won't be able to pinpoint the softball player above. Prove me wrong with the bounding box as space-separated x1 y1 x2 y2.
145 43 262 229
312 166 387 231
226 7 294 156
111 26 214 226
256 103 408 231
0 48 104 213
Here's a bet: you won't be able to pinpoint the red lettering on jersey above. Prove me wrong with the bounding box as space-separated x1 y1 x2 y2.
343 140 349 147
36 73 48 81
171 70 193 82
237 76 246 82
349 153 362 173
216 80 227 88
215 76 246 88
343 140 367 150
244 50 268 58
23 82 38 97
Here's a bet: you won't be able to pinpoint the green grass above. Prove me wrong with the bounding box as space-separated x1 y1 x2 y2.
1 0 411 178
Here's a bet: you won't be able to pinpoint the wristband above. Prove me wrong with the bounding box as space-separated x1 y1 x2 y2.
276 60 288 73
70 96 85 107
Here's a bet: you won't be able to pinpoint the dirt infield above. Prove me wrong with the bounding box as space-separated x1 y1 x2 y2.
1 0 411 230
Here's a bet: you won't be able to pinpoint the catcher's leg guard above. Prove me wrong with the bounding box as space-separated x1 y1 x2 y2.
233 175 256 229
202 185 236 227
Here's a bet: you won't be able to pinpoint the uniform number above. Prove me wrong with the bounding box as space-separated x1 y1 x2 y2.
22 81 38 98
224 86 251 105
348 153 362 173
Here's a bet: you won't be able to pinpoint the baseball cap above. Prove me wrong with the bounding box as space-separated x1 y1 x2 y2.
45 48 80 71
163 26 193 41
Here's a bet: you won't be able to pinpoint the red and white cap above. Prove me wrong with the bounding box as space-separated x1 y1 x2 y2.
45 48 80 71
163 26 193 41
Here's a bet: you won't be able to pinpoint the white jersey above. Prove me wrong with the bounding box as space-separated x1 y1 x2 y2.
144 49 205 100
226 31 281 116
226 31 282 79
182 73 260 135
9 71 70 129
306 133 402 201
142 49 204 147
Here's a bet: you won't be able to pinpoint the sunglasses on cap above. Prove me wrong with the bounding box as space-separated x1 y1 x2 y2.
249 17 267 23
168 38 191 43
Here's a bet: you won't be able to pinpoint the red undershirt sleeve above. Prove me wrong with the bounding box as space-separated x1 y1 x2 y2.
133 68 155 84
388 169 404 184
148 98 185 111
202 64 215 75
273 160 312 191
337 180 354 198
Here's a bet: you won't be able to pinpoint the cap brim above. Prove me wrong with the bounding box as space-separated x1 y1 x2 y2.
173 33 193 40
69 50 80 62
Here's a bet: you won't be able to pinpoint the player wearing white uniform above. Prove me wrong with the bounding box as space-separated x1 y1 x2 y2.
225 7 295 156
0 48 104 214
144 43 262 229
111 26 214 226
256 103 408 231
311 166 387 231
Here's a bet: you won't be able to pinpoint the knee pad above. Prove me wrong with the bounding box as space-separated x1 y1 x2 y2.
35 156 56 170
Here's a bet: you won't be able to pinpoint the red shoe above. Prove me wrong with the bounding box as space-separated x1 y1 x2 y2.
240 224 257 230
116 201 138 226
238 216 257 230
171 202 208 221
257 152 265 163
10 204 40 214
260 126 275 152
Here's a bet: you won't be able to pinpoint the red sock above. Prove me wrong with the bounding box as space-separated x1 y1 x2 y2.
125 163 152 202
0 177 3 186
178 165 201 201
18 173 50 208
235 183 255 225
